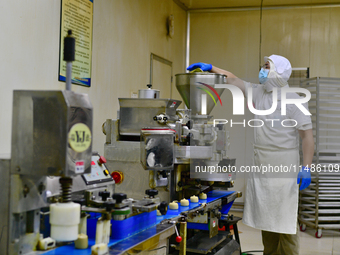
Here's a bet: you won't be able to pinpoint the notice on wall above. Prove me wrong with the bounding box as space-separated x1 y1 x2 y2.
59 0 93 87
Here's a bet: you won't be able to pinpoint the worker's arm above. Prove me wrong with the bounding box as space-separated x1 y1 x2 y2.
187 62 246 96
298 129 314 167
297 129 314 190
210 66 246 95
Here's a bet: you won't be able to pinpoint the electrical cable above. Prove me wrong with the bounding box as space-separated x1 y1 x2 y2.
259 0 264 68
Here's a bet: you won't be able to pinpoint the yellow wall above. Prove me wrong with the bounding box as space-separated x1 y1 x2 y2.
0 0 187 155
189 6 340 200
190 6 340 79
190 10 260 81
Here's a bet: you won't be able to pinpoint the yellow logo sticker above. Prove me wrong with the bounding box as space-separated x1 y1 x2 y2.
68 123 92 153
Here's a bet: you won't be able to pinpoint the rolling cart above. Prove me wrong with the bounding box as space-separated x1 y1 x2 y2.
299 77 340 238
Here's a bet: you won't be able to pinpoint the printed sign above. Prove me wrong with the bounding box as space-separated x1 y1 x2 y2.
59 0 93 86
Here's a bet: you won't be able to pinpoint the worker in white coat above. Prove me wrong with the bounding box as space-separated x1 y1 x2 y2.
187 55 314 255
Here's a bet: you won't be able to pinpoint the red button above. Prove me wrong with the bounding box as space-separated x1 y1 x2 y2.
91 161 95 166
98 156 107 165
176 236 182 243
111 171 124 184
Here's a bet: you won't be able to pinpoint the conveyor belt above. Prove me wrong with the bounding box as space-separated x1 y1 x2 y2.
42 190 235 255
156 190 235 223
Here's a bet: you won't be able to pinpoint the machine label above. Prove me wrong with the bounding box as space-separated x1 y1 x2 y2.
75 160 85 173
68 123 92 152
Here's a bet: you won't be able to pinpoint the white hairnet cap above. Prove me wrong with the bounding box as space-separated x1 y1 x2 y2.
264 55 292 81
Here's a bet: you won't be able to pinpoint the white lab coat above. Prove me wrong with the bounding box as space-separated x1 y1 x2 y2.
242 82 312 234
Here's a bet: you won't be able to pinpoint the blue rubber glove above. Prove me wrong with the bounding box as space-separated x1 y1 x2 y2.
297 166 311 190
187 62 212 72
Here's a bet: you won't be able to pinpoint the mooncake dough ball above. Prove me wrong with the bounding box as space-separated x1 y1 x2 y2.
190 195 199 203
199 193 207 200
169 201 179 210
180 199 189 206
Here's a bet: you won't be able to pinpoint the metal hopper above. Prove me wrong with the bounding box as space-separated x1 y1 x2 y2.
175 73 227 116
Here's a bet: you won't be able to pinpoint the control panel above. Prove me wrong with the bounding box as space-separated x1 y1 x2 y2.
82 153 113 185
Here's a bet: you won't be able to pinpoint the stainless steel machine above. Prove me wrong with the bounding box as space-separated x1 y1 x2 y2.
102 72 242 254
103 73 236 201
0 89 94 254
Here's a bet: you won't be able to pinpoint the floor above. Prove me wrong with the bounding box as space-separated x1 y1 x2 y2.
231 211 340 255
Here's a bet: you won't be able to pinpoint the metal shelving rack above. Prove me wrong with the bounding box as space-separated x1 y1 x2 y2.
299 77 340 238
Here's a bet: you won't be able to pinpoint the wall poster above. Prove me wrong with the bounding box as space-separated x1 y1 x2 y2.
59 0 93 87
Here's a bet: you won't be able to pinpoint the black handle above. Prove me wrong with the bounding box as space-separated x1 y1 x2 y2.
157 201 168 215
112 193 127 203
145 189 158 198
63 30 75 62
99 191 111 202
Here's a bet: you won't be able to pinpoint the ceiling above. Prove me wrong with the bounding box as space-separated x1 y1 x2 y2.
176 0 340 10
